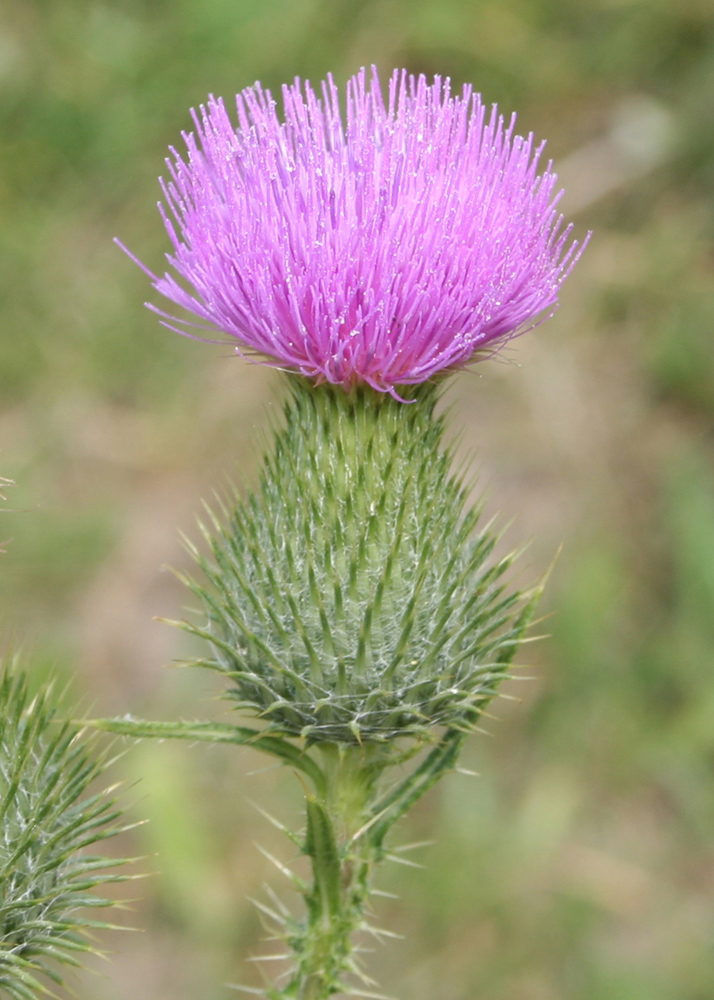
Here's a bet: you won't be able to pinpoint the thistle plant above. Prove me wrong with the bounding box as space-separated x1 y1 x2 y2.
0 657 133 999
101 67 587 999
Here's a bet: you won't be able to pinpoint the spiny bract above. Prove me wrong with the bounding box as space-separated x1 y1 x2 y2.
184 378 536 744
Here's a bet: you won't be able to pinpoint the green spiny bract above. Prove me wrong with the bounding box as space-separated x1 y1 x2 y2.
185 377 536 745
0 659 132 999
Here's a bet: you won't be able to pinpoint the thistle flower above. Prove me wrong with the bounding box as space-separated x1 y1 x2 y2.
126 67 585 395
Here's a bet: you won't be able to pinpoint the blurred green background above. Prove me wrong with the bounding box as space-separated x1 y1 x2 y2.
1 0 714 997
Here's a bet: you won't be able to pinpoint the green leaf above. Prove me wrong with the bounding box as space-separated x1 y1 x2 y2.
304 795 342 920
367 730 466 850
89 717 326 797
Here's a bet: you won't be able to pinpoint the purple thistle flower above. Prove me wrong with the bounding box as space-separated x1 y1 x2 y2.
124 67 586 396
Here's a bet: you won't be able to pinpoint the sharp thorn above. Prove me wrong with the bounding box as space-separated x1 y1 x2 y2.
247 798 302 846
496 692 522 703
246 897 286 926
384 853 424 869
393 840 434 853
245 763 284 776
345 990 397 999
348 804 392 847
253 843 307 889
246 954 291 963
264 883 292 917
362 923 405 940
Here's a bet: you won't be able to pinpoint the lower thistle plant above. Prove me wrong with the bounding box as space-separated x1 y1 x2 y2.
0 657 134 999
95 67 588 998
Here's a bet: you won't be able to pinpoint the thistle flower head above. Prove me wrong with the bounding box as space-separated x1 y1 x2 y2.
0 658 132 998
131 67 585 395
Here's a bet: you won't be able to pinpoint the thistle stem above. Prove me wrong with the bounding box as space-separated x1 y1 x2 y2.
276 745 386 1000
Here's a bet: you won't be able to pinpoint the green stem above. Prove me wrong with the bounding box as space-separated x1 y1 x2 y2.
269 734 464 999
277 745 385 1000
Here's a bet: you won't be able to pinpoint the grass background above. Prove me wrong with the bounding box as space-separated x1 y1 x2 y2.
1 0 714 997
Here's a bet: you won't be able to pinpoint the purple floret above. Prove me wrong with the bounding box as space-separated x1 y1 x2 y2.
125 67 586 395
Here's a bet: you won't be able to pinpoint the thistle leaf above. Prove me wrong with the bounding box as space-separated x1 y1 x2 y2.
367 730 466 850
89 717 327 796
303 796 341 920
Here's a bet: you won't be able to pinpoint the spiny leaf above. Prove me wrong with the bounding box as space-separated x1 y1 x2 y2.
88 717 327 797
368 730 466 850
303 796 341 920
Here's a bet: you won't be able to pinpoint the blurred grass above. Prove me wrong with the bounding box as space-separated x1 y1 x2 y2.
1 0 714 997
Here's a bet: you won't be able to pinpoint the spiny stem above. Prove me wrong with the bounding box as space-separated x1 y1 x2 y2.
275 746 383 1000
265 735 463 1000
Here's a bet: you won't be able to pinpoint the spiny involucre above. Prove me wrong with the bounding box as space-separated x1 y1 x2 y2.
184 382 540 744
123 66 586 396
0 659 133 999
